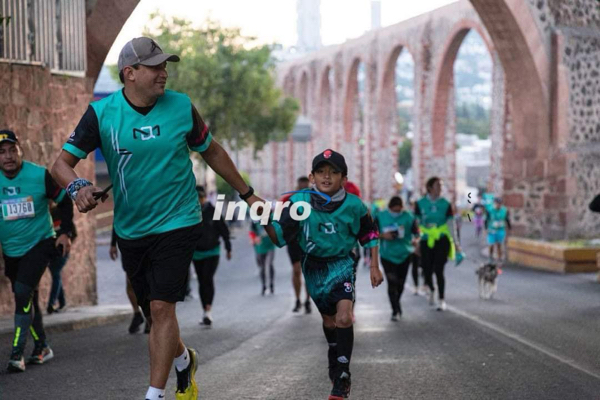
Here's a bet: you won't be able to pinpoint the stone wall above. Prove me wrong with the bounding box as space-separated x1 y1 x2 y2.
0 63 96 316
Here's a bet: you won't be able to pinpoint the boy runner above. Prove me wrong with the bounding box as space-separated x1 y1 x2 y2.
265 149 383 400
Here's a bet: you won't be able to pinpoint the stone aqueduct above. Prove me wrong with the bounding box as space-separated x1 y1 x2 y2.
0 0 599 314
242 0 600 241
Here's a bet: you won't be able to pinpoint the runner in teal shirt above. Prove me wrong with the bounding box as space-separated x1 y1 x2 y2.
51 37 262 400
265 149 383 399
0 130 74 372
486 197 511 262
375 196 420 320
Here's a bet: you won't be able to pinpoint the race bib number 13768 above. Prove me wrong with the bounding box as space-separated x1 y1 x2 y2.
2 196 35 221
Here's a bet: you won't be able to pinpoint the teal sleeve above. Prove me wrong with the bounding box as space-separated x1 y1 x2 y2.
190 132 213 153
63 143 88 159
271 221 287 248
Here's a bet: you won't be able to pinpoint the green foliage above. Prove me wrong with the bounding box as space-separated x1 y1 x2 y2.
144 14 299 151
216 170 251 199
108 64 120 85
397 139 412 174
456 102 490 139
396 106 411 136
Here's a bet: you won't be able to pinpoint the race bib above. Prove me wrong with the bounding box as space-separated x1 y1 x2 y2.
2 196 35 221
383 225 397 234
397 226 405 239
492 221 503 229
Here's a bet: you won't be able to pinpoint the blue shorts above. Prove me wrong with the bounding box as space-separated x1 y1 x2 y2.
487 230 506 245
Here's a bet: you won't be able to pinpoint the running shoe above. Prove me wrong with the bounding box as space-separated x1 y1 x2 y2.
129 312 144 334
391 312 399 322
328 370 351 399
201 315 212 327
304 300 312 314
7 351 25 372
412 286 419 296
175 347 198 400
261 286 267 296
437 300 447 312
28 345 54 365
292 299 302 313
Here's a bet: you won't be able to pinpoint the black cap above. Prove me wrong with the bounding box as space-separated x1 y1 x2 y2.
311 149 348 176
0 130 18 144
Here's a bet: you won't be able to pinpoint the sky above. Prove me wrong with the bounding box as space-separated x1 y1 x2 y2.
105 0 457 65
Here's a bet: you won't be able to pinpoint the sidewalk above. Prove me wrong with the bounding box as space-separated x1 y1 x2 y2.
0 305 131 339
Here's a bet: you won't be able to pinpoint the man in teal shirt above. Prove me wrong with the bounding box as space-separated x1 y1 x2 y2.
51 38 262 400
0 130 74 372
486 197 511 262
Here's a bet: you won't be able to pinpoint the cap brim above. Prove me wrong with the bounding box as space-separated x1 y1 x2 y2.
139 53 180 66
313 160 342 172
0 139 17 144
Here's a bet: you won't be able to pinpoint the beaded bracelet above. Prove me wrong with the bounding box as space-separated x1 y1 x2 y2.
66 178 93 201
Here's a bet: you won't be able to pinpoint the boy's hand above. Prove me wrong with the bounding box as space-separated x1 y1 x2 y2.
370 263 384 288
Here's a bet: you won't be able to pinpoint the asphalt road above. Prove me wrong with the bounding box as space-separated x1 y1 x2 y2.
2 223 600 399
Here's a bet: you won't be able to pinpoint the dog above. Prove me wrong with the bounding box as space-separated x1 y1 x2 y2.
476 262 501 299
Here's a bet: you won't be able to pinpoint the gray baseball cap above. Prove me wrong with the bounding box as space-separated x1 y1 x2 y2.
117 37 180 72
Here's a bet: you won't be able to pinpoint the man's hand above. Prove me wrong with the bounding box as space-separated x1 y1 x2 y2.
109 245 119 261
226 251 232 260
56 234 71 257
75 186 106 213
380 232 394 241
370 259 384 288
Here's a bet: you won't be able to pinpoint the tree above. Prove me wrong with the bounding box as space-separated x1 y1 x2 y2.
216 170 251 200
112 14 299 152
397 139 412 174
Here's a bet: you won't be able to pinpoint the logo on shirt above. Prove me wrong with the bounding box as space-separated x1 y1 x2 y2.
319 222 337 234
133 125 161 141
2 187 20 196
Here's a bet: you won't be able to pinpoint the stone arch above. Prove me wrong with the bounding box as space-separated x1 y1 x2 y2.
318 65 334 150
431 20 494 158
379 44 416 148
86 0 140 81
298 70 310 113
343 58 363 143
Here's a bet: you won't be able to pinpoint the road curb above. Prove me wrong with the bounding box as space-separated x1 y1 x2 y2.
0 305 131 339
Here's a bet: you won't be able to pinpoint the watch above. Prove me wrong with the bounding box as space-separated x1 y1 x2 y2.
239 186 254 201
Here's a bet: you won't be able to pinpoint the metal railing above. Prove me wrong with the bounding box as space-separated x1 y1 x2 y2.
0 0 86 75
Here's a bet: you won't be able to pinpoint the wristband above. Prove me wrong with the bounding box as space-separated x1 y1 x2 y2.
239 186 254 201
66 178 92 201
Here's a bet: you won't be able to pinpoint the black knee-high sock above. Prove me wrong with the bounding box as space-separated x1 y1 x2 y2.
323 324 337 345
336 326 354 372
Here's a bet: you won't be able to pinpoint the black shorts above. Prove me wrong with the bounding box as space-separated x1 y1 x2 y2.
302 255 355 316
3 237 57 289
287 240 303 264
116 223 203 307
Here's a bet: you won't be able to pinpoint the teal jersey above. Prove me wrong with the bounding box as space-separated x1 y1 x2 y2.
415 196 452 228
487 206 507 233
272 191 379 258
63 89 213 240
377 209 418 264
0 161 65 257
251 221 275 254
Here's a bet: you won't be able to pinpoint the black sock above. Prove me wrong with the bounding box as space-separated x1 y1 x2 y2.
322 324 337 345
336 326 354 372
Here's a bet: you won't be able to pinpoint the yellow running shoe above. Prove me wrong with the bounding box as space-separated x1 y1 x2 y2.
175 348 198 400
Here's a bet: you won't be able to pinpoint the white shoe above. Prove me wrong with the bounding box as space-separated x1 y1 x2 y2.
429 292 435 306
437 300 447 311
412 286 419 296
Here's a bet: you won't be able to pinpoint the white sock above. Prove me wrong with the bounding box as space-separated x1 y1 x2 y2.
145 386 165 400
174 347 190 372
204 310 212 320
